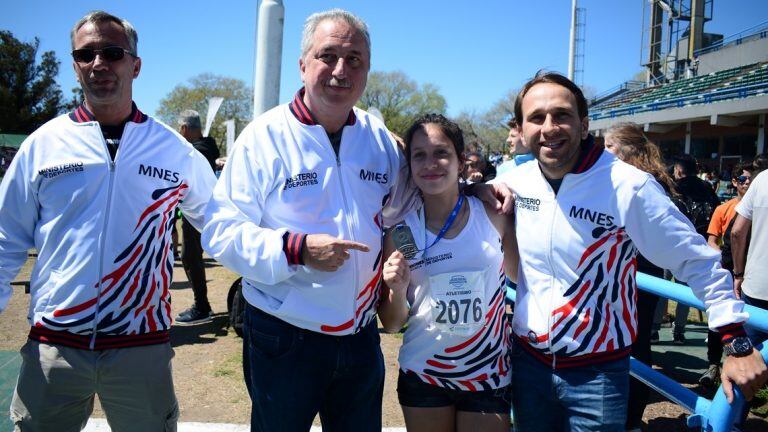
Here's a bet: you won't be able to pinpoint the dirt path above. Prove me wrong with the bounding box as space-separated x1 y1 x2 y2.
0 253 404 426
1 251 766 430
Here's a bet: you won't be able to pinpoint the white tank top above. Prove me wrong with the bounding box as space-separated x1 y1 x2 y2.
398 196 511 391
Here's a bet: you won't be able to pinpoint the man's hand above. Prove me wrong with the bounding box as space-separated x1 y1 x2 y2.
721 349 768 403
382 250 410 294
733 277 743 300
302 234 369 272
473 182 515 215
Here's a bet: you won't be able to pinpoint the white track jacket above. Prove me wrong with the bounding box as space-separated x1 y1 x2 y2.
0 105 216 349
497 138 747 368
203 91 403 335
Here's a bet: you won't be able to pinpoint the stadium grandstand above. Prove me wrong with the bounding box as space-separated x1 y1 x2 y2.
589 0 768 175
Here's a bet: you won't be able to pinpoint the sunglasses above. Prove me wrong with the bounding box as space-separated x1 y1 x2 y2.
736 175 751 184
72 46 134 63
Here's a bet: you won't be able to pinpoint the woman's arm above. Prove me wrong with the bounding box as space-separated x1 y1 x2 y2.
378 229 411 333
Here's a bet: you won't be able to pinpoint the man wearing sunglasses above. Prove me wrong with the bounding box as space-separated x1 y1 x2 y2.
0 11 216 431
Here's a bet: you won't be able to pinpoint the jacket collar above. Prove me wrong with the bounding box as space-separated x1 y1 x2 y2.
69 102 147 124
569 134 603 174
288 87 356 127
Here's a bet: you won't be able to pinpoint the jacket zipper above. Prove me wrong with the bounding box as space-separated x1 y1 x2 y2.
545 176 562 369
334 151 361 327
89 125 122 349
326 134 360 330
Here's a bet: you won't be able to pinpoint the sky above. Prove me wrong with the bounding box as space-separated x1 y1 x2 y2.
2 0 767 119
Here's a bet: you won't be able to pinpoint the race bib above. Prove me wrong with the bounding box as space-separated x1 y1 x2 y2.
428 270 486 336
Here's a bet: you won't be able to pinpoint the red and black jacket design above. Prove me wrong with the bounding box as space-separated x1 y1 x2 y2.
499 136 749 369
0 107 216 350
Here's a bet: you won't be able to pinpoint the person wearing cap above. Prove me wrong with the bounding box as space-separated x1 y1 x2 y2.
175 109 220 325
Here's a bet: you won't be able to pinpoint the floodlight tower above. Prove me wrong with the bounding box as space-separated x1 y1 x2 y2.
641 0 714 85
253 0 284 119
568 0 587 86
568 0 577 80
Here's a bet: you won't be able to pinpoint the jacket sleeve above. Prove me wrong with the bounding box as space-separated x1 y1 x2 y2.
201 128 297 285
0 142 38 313
624 177 748 331
382 144 420 226
177 146 217 232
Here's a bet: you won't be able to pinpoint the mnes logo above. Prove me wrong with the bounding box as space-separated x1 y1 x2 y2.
569 206 615 228
139 164 180 183
360 169 388 184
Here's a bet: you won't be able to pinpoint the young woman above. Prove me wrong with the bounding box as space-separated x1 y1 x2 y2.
379 114 518 432
604 122 678 432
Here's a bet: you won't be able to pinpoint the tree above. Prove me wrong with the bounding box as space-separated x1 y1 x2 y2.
456 89 517 155
63 87 84 112
581 84 598 103
156 73 252 154
0 30 67 134
357 71 446 136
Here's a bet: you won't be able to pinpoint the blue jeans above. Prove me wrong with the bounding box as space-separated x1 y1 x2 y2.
242 303 385 432
511 344 629 432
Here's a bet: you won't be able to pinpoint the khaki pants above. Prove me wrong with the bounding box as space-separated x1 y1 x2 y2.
10 339 178 432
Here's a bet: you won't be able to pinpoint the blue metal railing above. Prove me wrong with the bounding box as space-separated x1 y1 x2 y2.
590 80 646 107
506 273 768 432
589 81 768 121
695 20 768 57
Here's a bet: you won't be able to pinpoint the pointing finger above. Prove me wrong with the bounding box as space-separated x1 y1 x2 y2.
337 240 370 252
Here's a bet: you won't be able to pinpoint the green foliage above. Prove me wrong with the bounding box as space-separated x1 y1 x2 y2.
455 89 517 155
156 73 252 155
751 386 768 417
0 30 70 134
63 87 84 112
357 71 446 137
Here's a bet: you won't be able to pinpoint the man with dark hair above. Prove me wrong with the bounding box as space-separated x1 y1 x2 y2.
175 109 220 324
753 153 768 175
668 153 721 344
0 11 216 431
498 71 766 431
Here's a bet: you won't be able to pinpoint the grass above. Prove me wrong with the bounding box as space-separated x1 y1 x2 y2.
213 348 243 379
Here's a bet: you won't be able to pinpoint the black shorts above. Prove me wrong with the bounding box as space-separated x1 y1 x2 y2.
397 370 511 414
